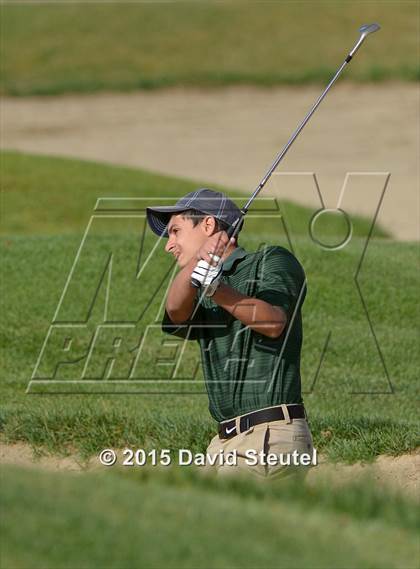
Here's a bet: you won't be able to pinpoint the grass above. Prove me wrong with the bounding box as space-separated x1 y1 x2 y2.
0 150 389 238
1 464 419 569
1 2 418 96
1 151 419 465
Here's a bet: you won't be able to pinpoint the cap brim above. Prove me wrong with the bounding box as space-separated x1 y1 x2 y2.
146 205 189 238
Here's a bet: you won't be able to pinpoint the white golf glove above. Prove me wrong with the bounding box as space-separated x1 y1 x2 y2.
191 257 222 297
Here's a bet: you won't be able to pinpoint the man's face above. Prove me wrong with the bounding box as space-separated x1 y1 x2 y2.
165 213 213 268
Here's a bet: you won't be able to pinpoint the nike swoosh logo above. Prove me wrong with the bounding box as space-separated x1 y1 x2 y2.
225 426 236 434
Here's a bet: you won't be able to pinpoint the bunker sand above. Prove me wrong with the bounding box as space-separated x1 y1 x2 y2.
1 84 418 240
1 442 418 498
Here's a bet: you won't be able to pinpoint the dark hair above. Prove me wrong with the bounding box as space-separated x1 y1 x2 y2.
180 208 241 245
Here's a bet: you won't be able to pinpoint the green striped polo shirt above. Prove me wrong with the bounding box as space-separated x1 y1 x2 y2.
162 245 307 422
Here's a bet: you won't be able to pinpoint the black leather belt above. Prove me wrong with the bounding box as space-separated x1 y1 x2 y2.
218 404 306 440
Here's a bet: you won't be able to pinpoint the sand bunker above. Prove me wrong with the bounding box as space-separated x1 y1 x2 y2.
1 441 418 497
1 84 418 240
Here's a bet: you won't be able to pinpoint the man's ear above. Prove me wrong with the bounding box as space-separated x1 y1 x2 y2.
203 216 218 235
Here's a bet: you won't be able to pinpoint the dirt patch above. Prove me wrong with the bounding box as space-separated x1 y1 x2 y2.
306 449 420 497
0 442 92 473
1 84 418 240
1 442 418 497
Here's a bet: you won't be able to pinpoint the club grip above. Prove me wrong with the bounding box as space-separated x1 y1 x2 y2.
226 224 236 239
226 214 245 240
191 276 201 288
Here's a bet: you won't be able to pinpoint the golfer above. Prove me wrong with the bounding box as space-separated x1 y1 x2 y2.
146 188 314 479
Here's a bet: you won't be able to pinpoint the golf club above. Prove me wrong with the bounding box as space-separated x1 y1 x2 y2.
191 23 381 289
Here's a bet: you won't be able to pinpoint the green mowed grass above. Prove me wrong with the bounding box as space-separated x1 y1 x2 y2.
1 2 418 96
1 465 419 569
1 151 387 238
1 151 418 464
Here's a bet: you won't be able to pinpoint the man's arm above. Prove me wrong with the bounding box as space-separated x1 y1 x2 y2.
166 257 199 324
211 283 287 339
165 231 231 326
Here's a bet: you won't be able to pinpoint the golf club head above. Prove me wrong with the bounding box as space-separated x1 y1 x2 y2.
359 23 381 38
349 23 381 58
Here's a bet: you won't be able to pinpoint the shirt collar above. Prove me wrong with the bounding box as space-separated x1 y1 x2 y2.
222 246 247 272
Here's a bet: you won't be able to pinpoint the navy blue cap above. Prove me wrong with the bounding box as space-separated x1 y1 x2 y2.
146 188 243 238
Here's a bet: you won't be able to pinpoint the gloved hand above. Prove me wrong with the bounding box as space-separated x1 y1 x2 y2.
191 256 222 297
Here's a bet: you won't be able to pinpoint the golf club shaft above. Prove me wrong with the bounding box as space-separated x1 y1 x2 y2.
240 59 348 217
192 23 380 289
225 23 380 242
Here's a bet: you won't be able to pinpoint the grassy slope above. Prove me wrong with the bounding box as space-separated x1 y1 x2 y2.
1 2 418 96
1 151 418 463
1 150 386 237
1 465 419 569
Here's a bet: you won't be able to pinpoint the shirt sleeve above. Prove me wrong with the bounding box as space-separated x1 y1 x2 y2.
161 298 205 341
254 246 306 317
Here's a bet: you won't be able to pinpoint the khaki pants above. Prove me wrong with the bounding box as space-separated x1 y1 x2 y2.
203 405 315 481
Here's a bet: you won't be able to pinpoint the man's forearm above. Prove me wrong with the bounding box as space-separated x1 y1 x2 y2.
166 257 198 323
212 282 287 339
